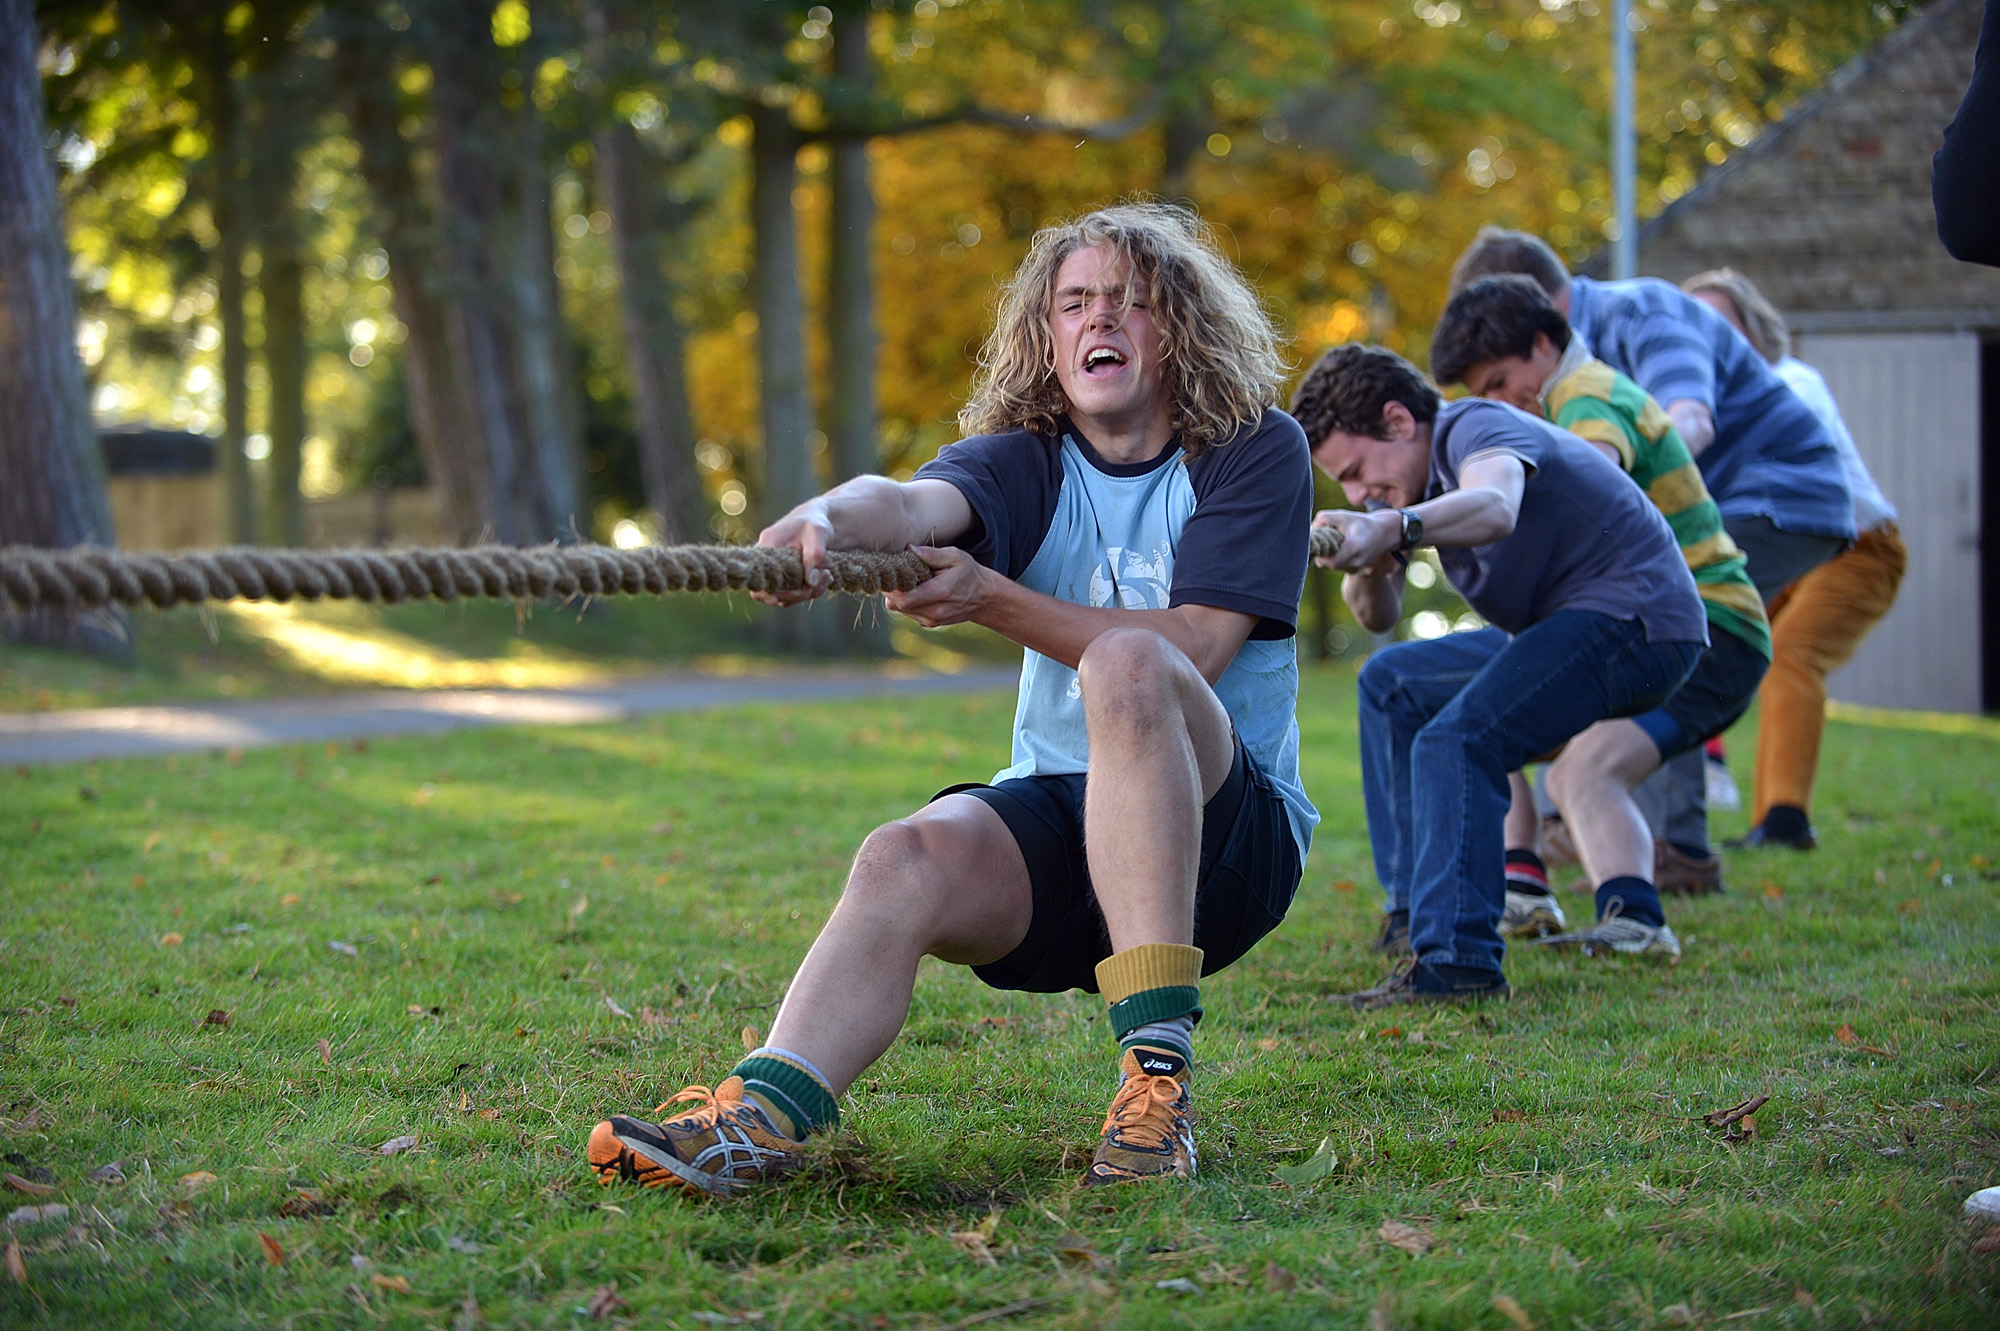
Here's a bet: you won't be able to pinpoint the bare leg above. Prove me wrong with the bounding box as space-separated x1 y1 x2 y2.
1544 719 1664 887
1076 628 1238 951
764 794 1033 1095
1503 771 1540 855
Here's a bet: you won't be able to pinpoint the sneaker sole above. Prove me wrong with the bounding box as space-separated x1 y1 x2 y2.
587 1120 743 1198
1500 907 1565 939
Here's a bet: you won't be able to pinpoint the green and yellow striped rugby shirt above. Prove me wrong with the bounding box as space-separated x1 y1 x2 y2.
1544 359 1771 659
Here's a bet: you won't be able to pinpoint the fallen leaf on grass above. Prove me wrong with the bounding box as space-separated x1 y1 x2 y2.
202 1009 231 1028
318 1039 333 1065
1256 1037 1280 1052
1378 1219 1434 1257
1375 1026 1402 1039
277 1191 338 1218
1835 1024 1859 1047
1272 1137 1338 1186
327 940 359 957
1054 1232 1111 1272
741 1025 760 1052
1332 879 1357 892
603 996 632 1020
258 1232 286 1265
5 1236 23 1283
973 1016 1014 1028
159 933 184 947
370 1273 412 1294
1493 1293 1535 1329
180 1171 218 1190
280 892 301 907
949 1230 999 1266
1156 1278 1202 1294
378 1135 418 1156
1971 1230 2000 1256
1493 1109 1528 1123
649 821 676 836
1264 1262 1297 1293
1661 1306 1697 1327
86 1162 125 1185
1701 1094 1770 1129
2 1174 54 1197
1761 881 1784 900
587 1284 626 1318
568 895 590 923
5 1204 68 1227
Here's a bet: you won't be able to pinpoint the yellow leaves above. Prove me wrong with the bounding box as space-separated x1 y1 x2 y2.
741 1025 761 1052
158 932 184 947
715 116 752 149
179 1171 218 1191
370 1273 412 1294
257 1232 286 1266
491 0 530 48
141 178 186 220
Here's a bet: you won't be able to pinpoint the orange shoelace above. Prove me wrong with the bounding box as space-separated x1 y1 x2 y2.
1101 1073 1183 1148
654 1082 743 1126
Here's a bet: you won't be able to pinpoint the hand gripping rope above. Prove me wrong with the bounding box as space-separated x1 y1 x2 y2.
0 529 1345 614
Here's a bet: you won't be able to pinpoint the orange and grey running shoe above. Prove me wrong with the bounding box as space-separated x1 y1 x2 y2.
587 1076 802 1197
1083 1046 1195 1186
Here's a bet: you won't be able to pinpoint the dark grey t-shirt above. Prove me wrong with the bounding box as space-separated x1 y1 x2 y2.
1429 398 1708 645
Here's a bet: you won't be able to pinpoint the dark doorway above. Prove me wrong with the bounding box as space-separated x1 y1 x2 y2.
1983 339 2000 711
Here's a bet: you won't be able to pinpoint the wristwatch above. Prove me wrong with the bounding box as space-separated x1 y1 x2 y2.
1396 508 1425 551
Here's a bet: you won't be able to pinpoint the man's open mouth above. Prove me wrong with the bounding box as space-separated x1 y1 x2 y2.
1083 347 1127 373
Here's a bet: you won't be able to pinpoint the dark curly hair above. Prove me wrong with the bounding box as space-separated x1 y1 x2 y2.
1430 275 1573 387
1288 344 1441 444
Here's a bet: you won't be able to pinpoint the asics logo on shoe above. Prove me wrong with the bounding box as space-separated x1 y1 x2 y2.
1140 1057 1178 1075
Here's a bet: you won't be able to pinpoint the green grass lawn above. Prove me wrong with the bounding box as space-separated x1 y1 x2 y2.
2 666 1997 1328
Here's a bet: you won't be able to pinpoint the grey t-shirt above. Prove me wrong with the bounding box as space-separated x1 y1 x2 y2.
1429 398 1708 646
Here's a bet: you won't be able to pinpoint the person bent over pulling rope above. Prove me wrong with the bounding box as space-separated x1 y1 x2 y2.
587 204 1318 1193
1291 345 1707 1007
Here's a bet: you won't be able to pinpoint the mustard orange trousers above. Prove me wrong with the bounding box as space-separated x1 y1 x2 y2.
1751 523 1907 821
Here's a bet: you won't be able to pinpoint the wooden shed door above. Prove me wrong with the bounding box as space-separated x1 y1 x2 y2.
1792 330 1985 714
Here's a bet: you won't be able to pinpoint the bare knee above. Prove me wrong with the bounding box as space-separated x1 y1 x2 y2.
839 818 953 930
1077 628 1184 725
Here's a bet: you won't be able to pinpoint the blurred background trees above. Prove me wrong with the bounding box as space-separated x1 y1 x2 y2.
20 0 1914 651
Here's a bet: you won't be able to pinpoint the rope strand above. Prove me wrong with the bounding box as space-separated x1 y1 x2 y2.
0 530 1343 614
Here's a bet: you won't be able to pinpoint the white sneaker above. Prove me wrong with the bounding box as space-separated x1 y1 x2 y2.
1499 890 1566 939
1532 915 1681 961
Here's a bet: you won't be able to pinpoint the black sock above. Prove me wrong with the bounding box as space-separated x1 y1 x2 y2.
1761 805 1811 840
1595 875 1666 927
1504 848 1551 894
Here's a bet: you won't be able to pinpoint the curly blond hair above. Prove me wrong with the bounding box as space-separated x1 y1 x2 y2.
957 203 1286 459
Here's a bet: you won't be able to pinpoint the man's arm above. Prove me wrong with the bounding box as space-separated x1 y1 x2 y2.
757 476 974 603
1934 0 2000 265
1666 400 1715 457
888 547 1256 685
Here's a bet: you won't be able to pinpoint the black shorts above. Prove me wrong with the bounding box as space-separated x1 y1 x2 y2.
934 735 1303 995
1630 626 1770 760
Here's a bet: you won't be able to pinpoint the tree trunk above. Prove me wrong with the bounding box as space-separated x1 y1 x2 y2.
595 119 707 543
750 100 837 653
0 0 119 650
206 27 255 544
507 111 582 540
827 0 890 655
327 4 485 542
260 239 305 546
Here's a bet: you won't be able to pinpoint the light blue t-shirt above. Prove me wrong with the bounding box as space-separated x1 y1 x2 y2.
916 410 1320 862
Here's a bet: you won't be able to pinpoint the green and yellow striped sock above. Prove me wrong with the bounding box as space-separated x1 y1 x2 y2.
728 1047 839 1141
1095 942 1203 1062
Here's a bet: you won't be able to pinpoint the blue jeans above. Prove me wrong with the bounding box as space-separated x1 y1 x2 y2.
1357 612 1702 975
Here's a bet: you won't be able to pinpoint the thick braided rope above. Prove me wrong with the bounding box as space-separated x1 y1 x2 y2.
0 529 1343 613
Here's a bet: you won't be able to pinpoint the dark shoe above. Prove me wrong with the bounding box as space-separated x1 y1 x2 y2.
1372 909 1411 957
1334 957 1509 1010
1540 814 1580 869
587 1077 802 1196
1653 840 1723 897
1724 822 1818 852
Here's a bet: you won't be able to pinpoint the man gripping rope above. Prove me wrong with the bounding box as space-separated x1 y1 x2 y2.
587 203 1317 1193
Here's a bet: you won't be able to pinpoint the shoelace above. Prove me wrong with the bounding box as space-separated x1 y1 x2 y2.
1101 1074 1184 1149
654 1083 743 1127
1376 955 1420 989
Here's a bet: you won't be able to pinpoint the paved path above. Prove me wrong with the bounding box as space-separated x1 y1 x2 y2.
0 666 1020 765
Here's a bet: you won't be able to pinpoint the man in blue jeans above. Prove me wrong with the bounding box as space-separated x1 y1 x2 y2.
1289 345 1707 1006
